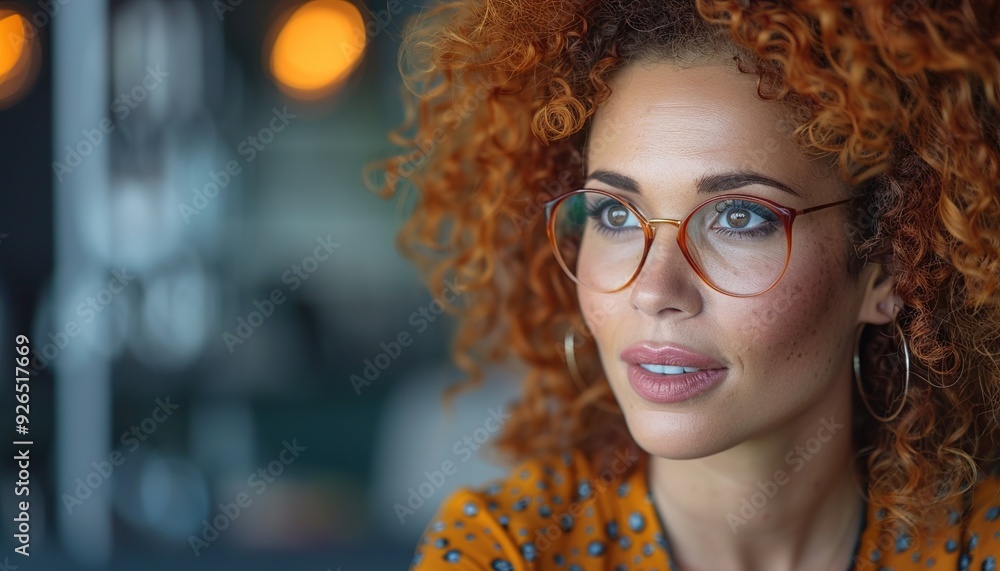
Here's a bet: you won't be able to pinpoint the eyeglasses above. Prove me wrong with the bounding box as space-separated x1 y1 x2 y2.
544 189 850 297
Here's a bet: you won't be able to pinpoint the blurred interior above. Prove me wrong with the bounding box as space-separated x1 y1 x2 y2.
0 0 521 568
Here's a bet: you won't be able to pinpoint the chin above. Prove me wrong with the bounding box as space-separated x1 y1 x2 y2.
617 400 748 461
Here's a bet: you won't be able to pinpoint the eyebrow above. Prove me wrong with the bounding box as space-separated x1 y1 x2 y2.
584 169 803 198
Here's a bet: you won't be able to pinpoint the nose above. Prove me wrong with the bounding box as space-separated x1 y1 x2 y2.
628 222 704 317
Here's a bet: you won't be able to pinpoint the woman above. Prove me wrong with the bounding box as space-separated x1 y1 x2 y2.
370 0 1000 569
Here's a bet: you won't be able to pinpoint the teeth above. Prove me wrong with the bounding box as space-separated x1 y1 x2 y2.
639 364 702 375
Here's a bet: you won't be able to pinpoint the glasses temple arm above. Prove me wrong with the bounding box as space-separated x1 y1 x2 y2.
797 197 852 215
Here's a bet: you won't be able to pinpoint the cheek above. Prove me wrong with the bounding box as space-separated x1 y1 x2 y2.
733 240 853 372
577 288 624 335
576 288 633 365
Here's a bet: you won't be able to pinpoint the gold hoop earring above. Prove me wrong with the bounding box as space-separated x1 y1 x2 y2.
854 320 910 423
564 328 622 415
564 328 585 389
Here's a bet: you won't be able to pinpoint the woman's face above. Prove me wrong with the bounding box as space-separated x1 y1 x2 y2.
578 60 878 459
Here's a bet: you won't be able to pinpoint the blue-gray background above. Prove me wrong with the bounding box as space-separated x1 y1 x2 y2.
0 0 523 569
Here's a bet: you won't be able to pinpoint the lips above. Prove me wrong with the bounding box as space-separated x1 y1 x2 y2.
620 342 727 404
620 343 726 370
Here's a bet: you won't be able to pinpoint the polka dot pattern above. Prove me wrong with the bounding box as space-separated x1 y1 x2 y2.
408 450 1000 570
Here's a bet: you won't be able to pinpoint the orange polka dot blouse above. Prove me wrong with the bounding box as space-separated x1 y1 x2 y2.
409 449 1000 570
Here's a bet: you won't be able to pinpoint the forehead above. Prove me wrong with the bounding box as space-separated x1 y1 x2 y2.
585 62 827 196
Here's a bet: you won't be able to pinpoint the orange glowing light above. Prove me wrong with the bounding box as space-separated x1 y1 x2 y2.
0 11 40 110
0 13 27 79
269 0 366 98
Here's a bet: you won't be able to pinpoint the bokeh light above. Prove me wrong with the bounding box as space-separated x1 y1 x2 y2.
0 13 26 77
268 0 366 99
0 10 40 109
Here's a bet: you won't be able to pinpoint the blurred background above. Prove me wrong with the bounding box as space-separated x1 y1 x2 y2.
0 0 522 569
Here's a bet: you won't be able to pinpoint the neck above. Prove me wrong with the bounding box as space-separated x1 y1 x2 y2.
647 379 865 571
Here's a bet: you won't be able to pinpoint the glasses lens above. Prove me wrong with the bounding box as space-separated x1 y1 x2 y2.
550 191 645 292
684 197 789 295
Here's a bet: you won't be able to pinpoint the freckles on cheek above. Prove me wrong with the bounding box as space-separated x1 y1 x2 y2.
737 275 838 368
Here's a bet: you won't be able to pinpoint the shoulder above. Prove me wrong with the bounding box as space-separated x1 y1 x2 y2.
408 447 667 570
874 474 1000 570
963 473 1000 564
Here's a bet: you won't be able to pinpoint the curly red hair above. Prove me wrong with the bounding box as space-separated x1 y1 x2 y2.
367 0 1000 537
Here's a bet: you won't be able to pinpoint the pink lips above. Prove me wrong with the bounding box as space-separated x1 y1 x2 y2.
620 343 727 404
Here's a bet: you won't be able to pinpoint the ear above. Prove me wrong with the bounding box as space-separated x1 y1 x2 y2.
856 261 903 325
